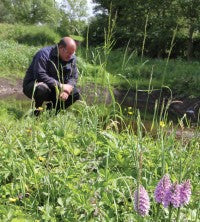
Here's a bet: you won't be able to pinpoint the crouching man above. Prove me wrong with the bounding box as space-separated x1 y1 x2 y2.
23 37 80 115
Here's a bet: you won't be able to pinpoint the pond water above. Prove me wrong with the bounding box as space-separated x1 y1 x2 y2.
0 91 199 141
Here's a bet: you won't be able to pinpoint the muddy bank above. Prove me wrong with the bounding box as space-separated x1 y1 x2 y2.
0 78 26 100
0 78 199 122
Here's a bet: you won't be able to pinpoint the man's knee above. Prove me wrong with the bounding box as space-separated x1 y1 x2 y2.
63 90 80 109
71 88 81 101
34 82 51 101
70 91 80 104
23 81 35 99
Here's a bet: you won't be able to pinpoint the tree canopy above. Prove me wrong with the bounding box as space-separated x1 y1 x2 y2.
90 0 200 59
0 0 89 36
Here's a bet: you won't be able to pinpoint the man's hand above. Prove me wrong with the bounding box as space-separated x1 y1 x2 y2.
60 91 69 101
61 84 73 95
60 84 73 101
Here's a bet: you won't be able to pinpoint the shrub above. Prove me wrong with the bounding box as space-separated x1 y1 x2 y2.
0 23 60 46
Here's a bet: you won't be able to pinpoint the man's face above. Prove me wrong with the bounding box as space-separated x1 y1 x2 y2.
60 46 75 62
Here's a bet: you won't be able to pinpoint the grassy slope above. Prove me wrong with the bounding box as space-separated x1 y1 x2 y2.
0 23 60 79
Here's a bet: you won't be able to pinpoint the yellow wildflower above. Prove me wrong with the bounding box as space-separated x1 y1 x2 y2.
128 111 133 115
9 197 17 203
38 156 46 162
37 107 43 111
160 121 165 128
26 129 32 133
73 148 81 156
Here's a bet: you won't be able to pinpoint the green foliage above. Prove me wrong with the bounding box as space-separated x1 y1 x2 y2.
81 47 200 96
0 23 61 78
0 0 88 37
0 100 199 221
0 40 38 78
70 35 84 42
85 14 108 47
1 0 61 26
78 57 102 78
57 0 88 37
0 23 60 46
91 0 200 59
0 1 12 23
0 17 199 220
0 23 199 96
16 27 60 47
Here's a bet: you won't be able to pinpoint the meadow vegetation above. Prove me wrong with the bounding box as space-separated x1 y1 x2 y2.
0 23 199 96
0 99 199 221
0 22 199 221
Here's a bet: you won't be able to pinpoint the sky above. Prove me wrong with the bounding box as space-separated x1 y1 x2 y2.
56 0 95 17
87 0 95 16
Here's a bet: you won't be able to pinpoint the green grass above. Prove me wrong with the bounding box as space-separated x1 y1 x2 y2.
80 47 200 97
0 99 199 221
0 21 199 222
0 23 60 46
0 40 39 79
0 23 199 97
0 23 60 79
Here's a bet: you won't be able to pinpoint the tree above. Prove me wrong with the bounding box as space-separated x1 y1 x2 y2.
178 0 200 60
58 0 89 35
1 0 61 26
91 0 200 59
0 1 13 23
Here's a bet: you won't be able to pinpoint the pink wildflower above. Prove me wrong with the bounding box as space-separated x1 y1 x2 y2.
180 180 191 206
134 185 150 217
163 182 181 208
154 174 171 204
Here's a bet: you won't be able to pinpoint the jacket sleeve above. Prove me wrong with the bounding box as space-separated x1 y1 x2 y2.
67 57 78 87
33 52 61 89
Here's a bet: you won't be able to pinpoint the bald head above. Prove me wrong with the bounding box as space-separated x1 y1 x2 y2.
58 37 77 61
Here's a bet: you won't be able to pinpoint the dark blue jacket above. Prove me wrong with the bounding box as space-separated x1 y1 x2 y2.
23 45 78 89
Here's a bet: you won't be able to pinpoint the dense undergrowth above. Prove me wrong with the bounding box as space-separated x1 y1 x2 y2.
0 22 199 221
0 100 199 221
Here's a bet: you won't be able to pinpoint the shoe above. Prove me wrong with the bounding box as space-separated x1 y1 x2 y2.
34 109 41 116
34 107 43 116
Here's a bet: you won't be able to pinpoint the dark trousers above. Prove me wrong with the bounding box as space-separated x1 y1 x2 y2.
23 81 80 111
